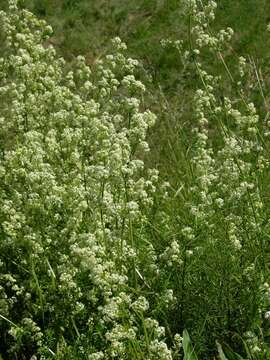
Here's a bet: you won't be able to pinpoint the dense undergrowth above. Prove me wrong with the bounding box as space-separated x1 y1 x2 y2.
1 0 270 359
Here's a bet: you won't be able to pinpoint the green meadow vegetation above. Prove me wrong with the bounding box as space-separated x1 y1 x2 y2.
1 0 270 359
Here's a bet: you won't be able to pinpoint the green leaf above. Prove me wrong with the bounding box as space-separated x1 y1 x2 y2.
183 329 199 360
216 341 228 360
219 342 246 360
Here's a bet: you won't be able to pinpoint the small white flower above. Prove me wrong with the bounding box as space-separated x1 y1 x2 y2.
265 311 270 320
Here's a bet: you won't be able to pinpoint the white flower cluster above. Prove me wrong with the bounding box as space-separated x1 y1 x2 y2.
180 0 267 257
159 1 270 352
160 240 183 267
185 0 233 51
0 1 174 358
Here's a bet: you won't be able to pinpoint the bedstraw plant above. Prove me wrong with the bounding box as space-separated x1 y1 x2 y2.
1 0 270 359
0 1 176 359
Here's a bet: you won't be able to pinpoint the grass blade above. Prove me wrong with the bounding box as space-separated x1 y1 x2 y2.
183 329 199 360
